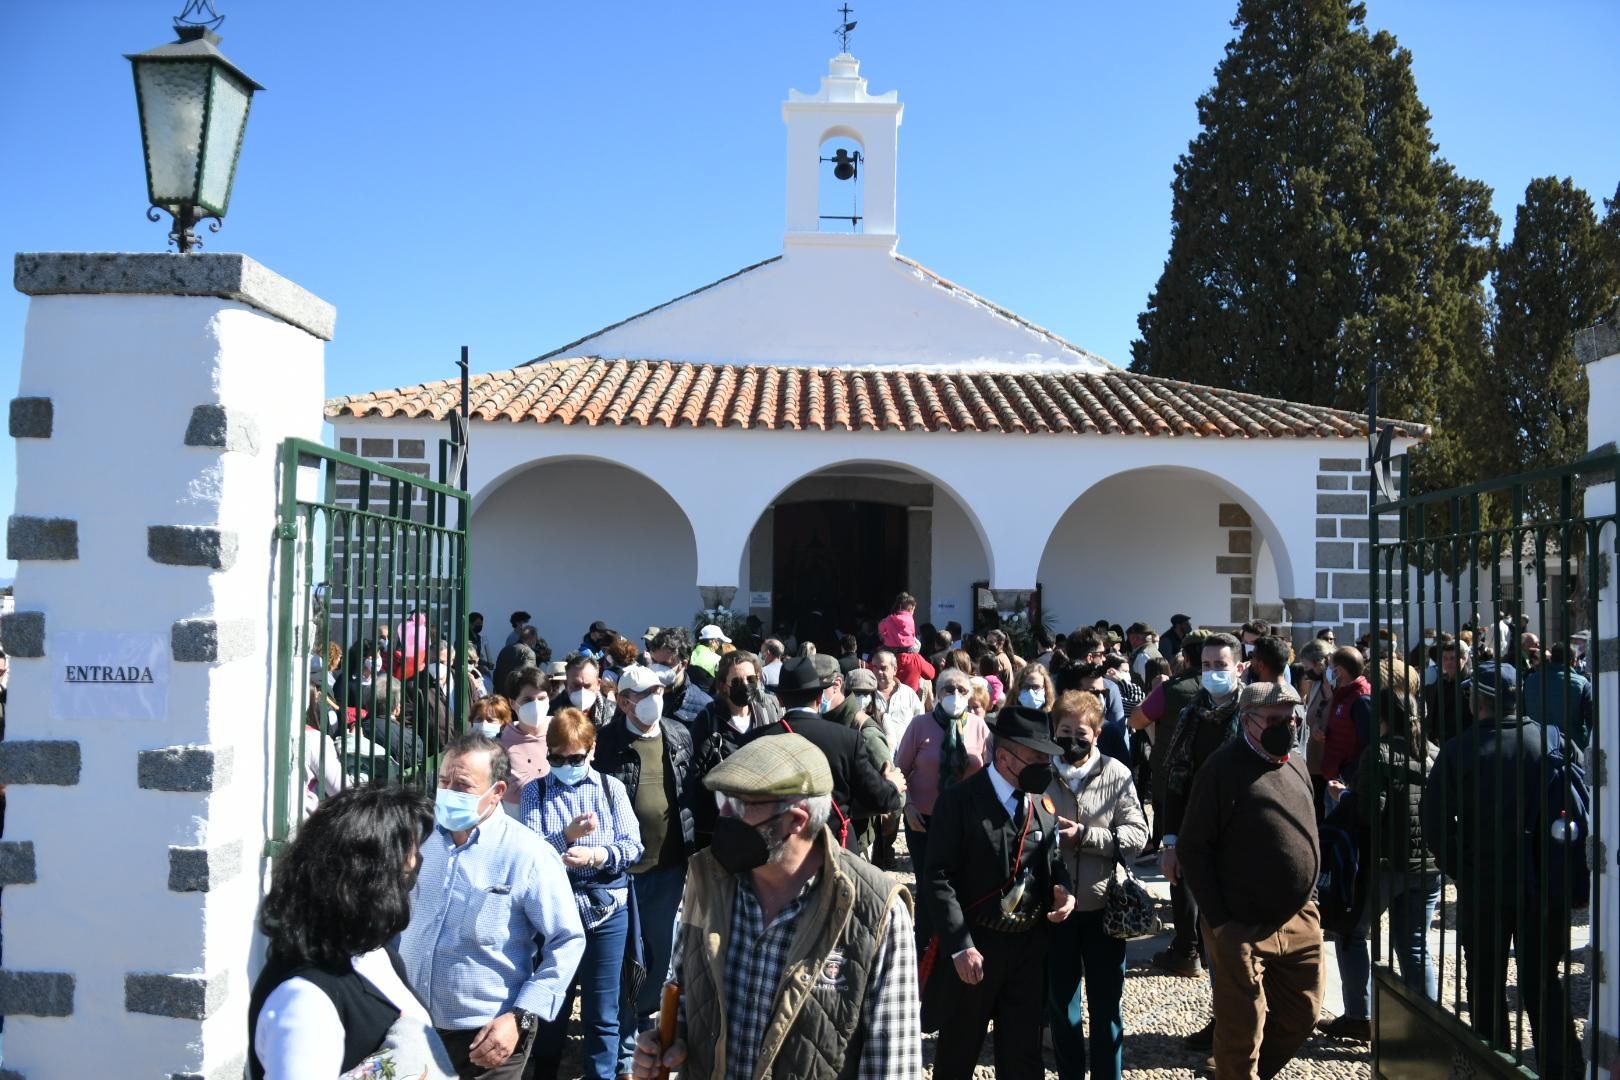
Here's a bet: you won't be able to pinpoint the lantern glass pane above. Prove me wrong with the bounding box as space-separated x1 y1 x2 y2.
197 68 251 214
136 60 211 204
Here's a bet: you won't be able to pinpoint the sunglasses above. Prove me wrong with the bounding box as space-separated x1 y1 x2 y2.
547 752 589 767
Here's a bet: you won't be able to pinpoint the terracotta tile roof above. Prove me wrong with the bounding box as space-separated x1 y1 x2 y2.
327 358 1429 440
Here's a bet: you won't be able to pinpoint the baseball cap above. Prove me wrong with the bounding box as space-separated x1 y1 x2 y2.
616 665 662 694
698 623 732 644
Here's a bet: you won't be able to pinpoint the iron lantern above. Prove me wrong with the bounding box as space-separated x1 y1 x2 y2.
127 2 263 252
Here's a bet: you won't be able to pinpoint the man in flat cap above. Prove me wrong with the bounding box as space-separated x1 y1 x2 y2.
1178 680 1322 1079
630 733 921 1080
922 705 1076 1080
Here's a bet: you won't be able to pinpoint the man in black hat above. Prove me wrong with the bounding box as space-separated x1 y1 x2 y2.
921 705 1076 1080
744 654 902 848
1161 614 1192 669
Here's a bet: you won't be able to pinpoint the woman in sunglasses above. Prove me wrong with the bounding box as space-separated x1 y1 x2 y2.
519 707 645 1080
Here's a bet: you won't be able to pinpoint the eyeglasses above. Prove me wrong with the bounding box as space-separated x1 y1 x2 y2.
714 791 787 818
547 752 589 767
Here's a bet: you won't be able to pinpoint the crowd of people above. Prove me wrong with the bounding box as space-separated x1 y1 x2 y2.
255 596 1600 1080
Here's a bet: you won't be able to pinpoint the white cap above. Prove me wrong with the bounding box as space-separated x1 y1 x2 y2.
698 623 732 644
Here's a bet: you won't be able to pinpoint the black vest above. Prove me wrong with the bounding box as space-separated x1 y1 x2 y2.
247 947 409 1079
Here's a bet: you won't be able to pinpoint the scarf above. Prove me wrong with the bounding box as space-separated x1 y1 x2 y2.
936 707 969 794
1163 691 1242 799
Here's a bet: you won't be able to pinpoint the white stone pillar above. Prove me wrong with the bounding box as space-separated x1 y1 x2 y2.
0 254 332 1079
1575 307 1619 1073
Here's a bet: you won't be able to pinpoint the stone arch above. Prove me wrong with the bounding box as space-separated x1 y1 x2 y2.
469 456 700 649
1036 465 1297 633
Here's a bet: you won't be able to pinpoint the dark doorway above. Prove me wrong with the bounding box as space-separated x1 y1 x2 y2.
772 501 907 652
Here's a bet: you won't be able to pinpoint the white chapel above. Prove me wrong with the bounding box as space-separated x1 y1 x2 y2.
327 50 1423 649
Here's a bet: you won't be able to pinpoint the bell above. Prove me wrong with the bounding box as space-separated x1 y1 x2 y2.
832 148 857 181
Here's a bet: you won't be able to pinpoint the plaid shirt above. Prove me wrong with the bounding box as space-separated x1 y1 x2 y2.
711 874 921 1080
520 770 643 929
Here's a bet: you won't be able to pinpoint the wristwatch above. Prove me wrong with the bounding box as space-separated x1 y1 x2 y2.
512 1008 535 1032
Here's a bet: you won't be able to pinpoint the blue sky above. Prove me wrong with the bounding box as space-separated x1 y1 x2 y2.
2 1 1618 579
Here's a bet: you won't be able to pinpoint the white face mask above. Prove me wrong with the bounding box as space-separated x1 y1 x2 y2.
517 697 550 730
939 689 969 718
632 695 663 735
649 662 679 688
428 662 445 682
853 693 873 713
569 688 597 711
477 720 502 739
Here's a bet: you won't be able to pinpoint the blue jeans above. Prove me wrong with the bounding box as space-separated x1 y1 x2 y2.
1332 870 1443 1018
535 903 628 1080
1046 908 1127 1080
1384 871 1442 1000
618 863 687 1072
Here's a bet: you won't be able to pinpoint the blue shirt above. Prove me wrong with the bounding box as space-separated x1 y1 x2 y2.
400 806 586 1030
520 770 644 929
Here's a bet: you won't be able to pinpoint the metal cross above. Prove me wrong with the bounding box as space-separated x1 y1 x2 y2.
836 5 856 52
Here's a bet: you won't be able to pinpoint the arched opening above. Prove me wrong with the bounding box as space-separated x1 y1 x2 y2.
818 130 864 233
737 462 990 651
469 457 699 650
1037 467 1292 635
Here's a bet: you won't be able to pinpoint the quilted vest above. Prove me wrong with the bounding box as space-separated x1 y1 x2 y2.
679 827 910 1080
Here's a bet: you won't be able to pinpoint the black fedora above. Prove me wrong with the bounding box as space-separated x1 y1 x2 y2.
990 706 1061 756
777 654 825 695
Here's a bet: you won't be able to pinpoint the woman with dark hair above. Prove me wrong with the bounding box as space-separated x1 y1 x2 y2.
249 784 451 1079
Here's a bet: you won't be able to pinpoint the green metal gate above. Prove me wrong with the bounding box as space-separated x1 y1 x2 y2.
268 436 470 854
1367 450 1616 1078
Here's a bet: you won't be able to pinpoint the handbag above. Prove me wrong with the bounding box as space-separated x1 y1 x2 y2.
1102 844 1160 940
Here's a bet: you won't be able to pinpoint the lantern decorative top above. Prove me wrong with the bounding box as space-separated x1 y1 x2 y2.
127 2 263 252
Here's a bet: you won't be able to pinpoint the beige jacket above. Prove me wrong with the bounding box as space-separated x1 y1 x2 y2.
1045 753 1149 912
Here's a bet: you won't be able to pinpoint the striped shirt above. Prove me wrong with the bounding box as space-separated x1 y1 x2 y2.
520 770 643 929
399 808 586 1029
718 875 921 1080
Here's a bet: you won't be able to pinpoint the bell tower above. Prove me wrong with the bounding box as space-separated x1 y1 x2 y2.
782 50 903 247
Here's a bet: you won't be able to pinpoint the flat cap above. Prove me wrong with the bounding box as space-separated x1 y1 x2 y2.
811 653 841 687
846 668 877 692
704 733 832 799
1238 680 1302 710
1297 639 1333 665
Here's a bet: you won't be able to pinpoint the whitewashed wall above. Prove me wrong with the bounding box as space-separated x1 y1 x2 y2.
1038 468 1276 633
929 494 991 628
468 459 701 650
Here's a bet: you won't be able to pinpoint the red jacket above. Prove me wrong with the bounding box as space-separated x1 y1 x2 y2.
895 651 936 693
1321 676 1372 781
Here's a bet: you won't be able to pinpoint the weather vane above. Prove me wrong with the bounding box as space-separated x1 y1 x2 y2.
174 0 225 32
835 4 856 53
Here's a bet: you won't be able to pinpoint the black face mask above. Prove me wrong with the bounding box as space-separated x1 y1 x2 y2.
727 679 752 708
1056 735 1092 765
710 812 784 875
1258 720 1294 758
1017 760 1056 795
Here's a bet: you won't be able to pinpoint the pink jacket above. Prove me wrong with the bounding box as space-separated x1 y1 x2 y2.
896 710 992 817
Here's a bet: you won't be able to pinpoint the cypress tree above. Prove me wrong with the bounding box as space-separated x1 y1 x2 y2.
1491 177 1620 485
1130 0 1497 494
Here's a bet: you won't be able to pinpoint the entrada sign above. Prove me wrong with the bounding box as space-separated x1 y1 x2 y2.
52 632 169 722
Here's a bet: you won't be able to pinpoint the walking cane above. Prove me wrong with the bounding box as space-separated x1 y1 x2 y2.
657 980 681 1080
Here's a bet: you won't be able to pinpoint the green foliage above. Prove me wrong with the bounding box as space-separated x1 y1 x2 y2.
1490 177 1620 501
1130 0 1498 498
